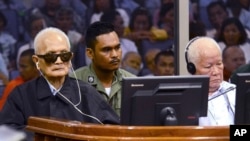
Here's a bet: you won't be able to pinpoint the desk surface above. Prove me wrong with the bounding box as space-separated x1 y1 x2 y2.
26 116 230 141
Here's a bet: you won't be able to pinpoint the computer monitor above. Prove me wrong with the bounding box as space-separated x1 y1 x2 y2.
120 75 209 126
233 73 250 125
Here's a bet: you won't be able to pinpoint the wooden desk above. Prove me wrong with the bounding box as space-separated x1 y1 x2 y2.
26 116 230 141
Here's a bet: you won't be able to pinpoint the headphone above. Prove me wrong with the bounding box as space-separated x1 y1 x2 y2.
185 36 200 74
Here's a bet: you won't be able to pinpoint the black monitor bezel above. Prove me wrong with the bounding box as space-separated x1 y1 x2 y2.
120 75 209 126
234 73 250 125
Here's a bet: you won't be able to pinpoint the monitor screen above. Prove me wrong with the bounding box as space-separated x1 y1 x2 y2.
233 73 250 125
120 75 209 126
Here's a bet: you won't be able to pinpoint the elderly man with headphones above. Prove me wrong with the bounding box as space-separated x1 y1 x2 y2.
185 36 236 126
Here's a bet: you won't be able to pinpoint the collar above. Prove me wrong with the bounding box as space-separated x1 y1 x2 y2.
46 80 62 96
36 76 70 99
88 64 123 85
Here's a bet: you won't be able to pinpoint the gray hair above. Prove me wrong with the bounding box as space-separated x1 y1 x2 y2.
186 36 221 66
33 27 71 54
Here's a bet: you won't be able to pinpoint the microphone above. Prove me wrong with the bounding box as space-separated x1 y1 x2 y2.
208 86 236 101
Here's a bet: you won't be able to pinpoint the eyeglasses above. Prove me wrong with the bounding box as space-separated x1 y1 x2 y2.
37 52 72 64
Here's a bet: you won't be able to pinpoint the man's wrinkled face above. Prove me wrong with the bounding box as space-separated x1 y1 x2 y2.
223 47 246 73
195 45 224 93
34 33 72 79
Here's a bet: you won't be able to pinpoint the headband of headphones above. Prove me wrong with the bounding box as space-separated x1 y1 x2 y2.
185 36 201 74
185 36 201 64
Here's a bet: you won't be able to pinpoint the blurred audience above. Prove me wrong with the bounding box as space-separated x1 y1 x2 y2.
113 0 139 16
206 1 230 40
217 17 250 63
100 9 138 60
139 48 161 76
54 6 84 68
29 0 85 33
89 0 130 27
0 11 17 71
157 2 175 39
121 51 142 76
226 0 250 30
0 49 39 110
0 53 8 84
239 0 250 11
153 49 175 76
222 45 246 81
124 6 167 56
35 0 61 28
16 10 46 68
153 0 174 27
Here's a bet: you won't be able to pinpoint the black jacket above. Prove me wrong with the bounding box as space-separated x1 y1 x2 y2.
0 76 120 130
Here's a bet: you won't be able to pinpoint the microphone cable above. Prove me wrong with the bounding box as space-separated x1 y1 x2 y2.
209 86 236 115
208 86 236 101
57 91 104 125
55 64 104 124
40 62 104 124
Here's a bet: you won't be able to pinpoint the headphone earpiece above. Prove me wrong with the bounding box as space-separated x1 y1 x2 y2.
186 62 196 75
185 36 200 74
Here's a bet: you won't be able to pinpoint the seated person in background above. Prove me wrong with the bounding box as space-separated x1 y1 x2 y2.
121 51 142 76
139 48 161 76
70 22 135 116
31 0 87 34
153 50 175 76
32 0 85 33
124 6 167 42
217 17 250 63
222 45 246 81
206 1 230 40
100 9 138 60
16 10 46 67
124 7 167 55
0 53 8 85
0 49 40 111
0 71 8 86
54 6 84 69
185 36 236 126
0 27 120 131
89 0 130 27
0 11 17 71
54 6 84 51
157 2 175 39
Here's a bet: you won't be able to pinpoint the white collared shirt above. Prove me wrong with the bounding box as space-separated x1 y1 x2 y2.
46 79 62 96
199 81 236 126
